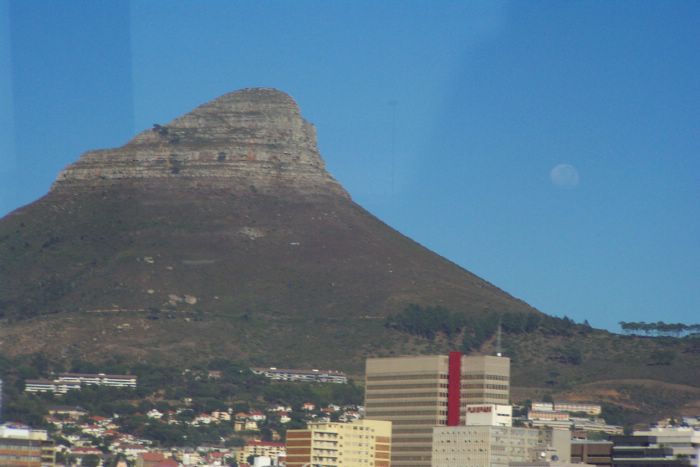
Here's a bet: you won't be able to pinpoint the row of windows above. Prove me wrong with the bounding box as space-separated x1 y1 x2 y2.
462 374 509 381
366 383 447 390
366 392 448 399
367 401 448 408
366 374 448 381
391 455 432 461
389 419 447 425
392 446 433 452
462 392 509 399
392 428 435 434
462 383 509 390
0 454 42 462
391 437 434 443
367 410 446 416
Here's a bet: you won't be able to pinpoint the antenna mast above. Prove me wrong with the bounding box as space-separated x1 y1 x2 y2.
496 320 503 357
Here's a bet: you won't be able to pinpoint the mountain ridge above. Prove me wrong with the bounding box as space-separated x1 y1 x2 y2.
0 88 536 368
1 88 698 420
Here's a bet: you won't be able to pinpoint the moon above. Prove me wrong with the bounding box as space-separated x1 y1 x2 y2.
550 163 580 188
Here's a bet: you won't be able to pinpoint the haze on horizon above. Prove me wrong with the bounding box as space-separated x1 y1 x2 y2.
0 0 698 332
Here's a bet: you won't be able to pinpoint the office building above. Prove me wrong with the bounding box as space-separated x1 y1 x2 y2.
432 425 570 467
610 427 700 466
0 424 55 467
364 352 510 467
571 440 612 466
286 419 391 467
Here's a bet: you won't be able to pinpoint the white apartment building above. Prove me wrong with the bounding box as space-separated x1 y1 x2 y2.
251 367 348 384
25 373 137 394
56 373 137 388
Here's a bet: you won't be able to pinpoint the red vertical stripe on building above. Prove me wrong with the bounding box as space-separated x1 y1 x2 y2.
447 351 461 426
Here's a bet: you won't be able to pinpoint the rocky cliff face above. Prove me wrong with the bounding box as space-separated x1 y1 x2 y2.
53 88 348 198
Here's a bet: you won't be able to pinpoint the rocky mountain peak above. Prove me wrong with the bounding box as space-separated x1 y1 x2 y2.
53 88 348 197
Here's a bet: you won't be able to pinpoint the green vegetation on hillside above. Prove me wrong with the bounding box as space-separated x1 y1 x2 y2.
0 354 363 447
385 304 587 351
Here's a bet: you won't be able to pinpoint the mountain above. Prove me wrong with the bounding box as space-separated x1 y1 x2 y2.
0 88 535 368
1 89 698 421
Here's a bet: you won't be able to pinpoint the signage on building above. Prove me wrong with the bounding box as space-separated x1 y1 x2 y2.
467 405 493 413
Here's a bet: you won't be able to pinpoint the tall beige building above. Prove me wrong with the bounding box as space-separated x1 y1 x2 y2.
286 419 391 467
364 352 510 467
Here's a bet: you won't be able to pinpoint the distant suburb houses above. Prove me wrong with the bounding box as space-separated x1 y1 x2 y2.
251 367 348 384
24 373 137 394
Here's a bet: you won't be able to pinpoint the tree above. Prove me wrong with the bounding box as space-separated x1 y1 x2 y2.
81 454 101 467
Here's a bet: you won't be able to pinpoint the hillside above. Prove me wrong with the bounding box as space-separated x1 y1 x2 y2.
0 88 534 370
0 88 697 421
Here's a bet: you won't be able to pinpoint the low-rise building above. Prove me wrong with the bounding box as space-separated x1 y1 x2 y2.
533 402 556 412
56 373 137 389
286 419 391 467
554 402 602 416
431 426 571 467
25 380 82 395
136 452 178 467
235 440 286 465
532 402 602 416
529 410 570 422
25 373 137 394
252 367 348 384
610 427 700 466
47 406 88 420
571 440 612 466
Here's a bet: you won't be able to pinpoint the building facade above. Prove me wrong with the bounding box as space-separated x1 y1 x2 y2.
431 425 571 467
571 440 612 466
251 367 348 384
464 404 513 427
0 424 55 467
610 427 700 466
285 419 391 467
25 373 137 395
364 352 510 467
553 402 602 416
235 440 286 465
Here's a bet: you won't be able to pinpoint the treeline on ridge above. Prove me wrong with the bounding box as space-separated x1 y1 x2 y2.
619 321 700 337
384 304 586 351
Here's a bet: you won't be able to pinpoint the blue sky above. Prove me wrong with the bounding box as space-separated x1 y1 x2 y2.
1 1 698 331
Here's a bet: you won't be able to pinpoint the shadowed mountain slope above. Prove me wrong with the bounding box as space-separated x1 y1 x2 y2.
0 88 535 369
